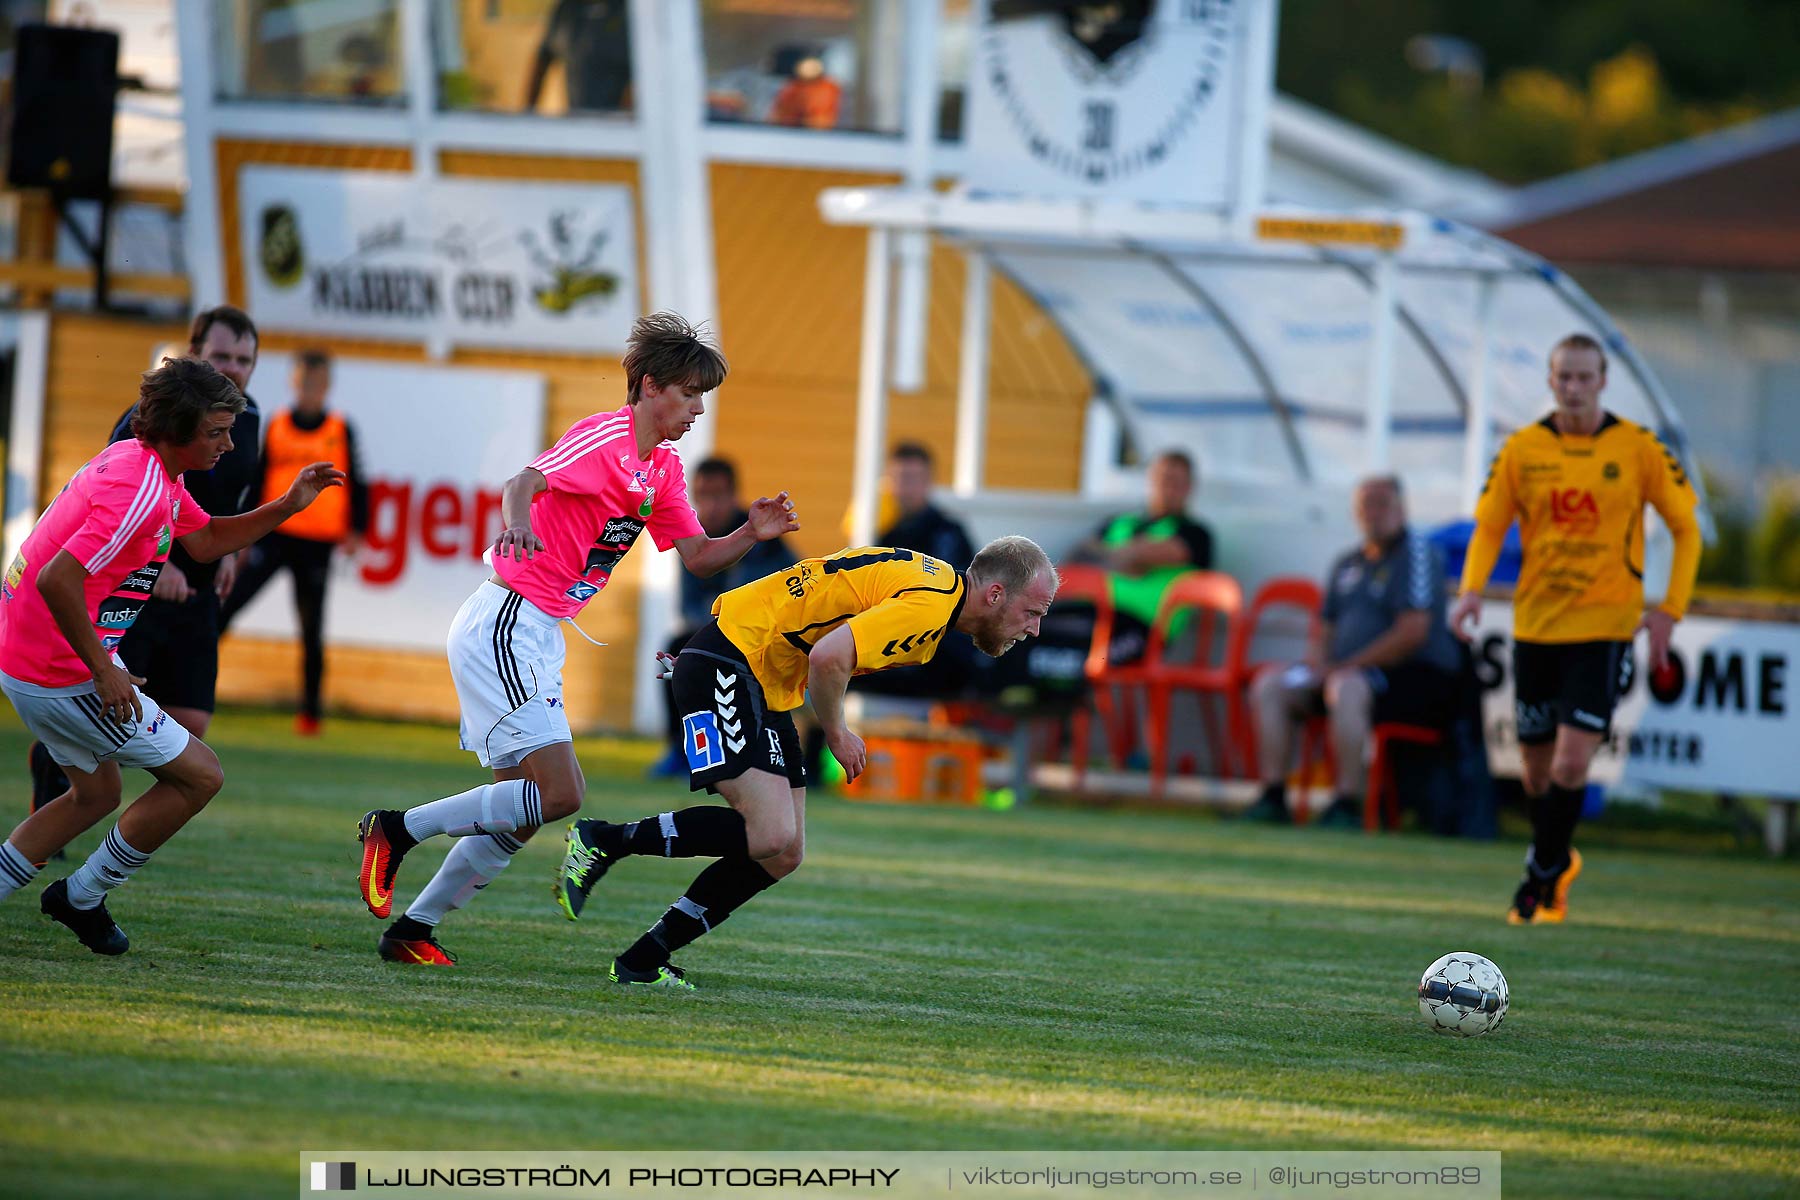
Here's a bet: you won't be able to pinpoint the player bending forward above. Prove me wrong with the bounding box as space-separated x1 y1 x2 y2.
555 536 1056 989
357 312 798 964
0 358 342 953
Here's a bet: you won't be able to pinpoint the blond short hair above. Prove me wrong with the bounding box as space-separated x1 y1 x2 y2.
968 535 1055 599
1550 332 1607 375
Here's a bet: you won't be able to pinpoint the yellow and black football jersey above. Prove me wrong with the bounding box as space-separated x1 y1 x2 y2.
712 546 967 711
1461 411 1701 643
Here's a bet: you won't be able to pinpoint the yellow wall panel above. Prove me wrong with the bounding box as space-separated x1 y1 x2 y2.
37 326 645 733
34 157 1090 734
39 313 188 507
707 163 1090 558
199 145 649 731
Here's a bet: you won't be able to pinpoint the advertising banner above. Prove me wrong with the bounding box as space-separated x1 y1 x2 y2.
1472 604 1798 798
229 355 545 652
240 166 639 353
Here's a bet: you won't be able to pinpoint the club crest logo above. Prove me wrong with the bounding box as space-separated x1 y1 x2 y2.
1061 0 1155 70
259 203 304 290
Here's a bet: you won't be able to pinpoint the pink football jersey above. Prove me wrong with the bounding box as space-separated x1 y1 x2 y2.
1 439 209 689
493 404 703 619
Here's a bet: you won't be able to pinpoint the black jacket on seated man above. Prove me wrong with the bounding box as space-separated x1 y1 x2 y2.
881 503 976 576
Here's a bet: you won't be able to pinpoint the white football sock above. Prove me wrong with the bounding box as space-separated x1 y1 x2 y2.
0 840 40 901
402 779 541 841
65 826 149 910
403 832 523 926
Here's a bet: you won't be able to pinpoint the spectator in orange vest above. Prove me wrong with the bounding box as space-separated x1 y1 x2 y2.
768 51 841 130
219 349 368 735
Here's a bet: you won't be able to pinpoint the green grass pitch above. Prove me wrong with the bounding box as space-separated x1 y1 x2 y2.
1 709 1796 1198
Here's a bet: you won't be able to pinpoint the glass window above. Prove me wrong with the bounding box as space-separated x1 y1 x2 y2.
433 0 633 115
212 0 404 105
937 0 971 139
701 0 902 134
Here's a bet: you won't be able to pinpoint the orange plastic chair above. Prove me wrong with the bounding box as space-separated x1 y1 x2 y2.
1052 564 1118 789
1365 721 1444 832
1238 577 1324 680
1295 717 1446 831
1234 576 1325 784
1138 571 1244 798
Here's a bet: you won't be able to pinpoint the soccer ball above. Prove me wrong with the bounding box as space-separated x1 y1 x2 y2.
1417 952 1508 1037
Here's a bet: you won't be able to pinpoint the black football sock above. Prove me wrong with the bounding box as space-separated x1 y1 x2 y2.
1523 784 1549 852
1537 783 1584 871
597 807 748 860
385 914 434 940
616 855 779 973
1256 782 1287 811
1520 784 1552 885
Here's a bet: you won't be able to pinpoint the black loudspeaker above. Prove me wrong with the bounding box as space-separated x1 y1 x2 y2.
7 24 120 199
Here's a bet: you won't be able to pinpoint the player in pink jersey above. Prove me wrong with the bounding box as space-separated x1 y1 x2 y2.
358 312 800 965
0 358 343 954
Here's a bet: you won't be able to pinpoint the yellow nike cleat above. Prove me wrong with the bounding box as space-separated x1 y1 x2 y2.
1535 848 1583 924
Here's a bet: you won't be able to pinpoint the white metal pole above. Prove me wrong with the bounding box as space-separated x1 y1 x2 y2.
891 243 931 394
628 0 682 318
851 227 894 545
1229 0 1280 240
662 0 721 350
400 0 436 175
1461 274 1498 512
174 1 226 308
2 312 49 573
399 0 450 360
891 0 943 393
1364 251 1398 471
952 250 991 495
628 0 721 735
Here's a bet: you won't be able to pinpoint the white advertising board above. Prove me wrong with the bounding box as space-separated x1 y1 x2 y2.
239 166 640 353
1472 604 1799 798
229 355 544 653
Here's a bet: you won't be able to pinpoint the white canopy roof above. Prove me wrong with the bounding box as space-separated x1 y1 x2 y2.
820 188 1710 529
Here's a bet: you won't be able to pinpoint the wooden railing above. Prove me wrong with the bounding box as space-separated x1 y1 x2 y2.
3 185 189 307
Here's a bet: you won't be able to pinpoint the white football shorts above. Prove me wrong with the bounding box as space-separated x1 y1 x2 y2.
1 674 191 774
447 581 571 769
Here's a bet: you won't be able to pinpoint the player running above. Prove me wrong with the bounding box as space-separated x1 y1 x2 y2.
357 312 799 965
555 535 1056 989
0 358 343 953
1451 333 1701 925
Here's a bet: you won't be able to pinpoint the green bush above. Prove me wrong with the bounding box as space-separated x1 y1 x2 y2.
1698 471 1751 587
1749 478 1800 593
